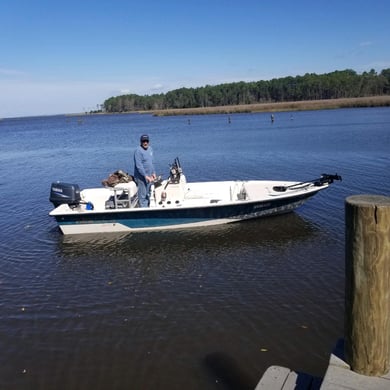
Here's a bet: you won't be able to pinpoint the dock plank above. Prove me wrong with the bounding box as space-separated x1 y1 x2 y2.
255 366 296 389
320 353 390 390
255 366 323 389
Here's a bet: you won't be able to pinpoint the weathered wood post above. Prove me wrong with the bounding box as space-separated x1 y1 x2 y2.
345 195 390 376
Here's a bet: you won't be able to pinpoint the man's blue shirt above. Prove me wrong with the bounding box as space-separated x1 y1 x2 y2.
134 145 155 180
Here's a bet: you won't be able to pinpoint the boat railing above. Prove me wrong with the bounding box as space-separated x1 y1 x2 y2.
105 182 138 209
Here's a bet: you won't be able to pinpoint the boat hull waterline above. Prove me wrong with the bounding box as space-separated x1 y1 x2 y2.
49 159 341 235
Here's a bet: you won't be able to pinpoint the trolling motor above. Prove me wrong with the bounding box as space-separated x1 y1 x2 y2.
314 173 342 186
273 173 342 192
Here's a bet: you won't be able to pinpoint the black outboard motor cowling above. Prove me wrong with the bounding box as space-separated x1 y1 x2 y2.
50 182 81 207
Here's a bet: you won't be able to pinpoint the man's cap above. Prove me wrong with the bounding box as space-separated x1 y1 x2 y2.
140 134 149 142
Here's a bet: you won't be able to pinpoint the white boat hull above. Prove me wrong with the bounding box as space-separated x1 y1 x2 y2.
50 180 330 235
49 159 341 235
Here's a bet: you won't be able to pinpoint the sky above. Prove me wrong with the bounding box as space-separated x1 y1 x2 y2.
1 0 389 118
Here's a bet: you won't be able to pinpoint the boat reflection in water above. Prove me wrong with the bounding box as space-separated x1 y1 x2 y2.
58 212 319 255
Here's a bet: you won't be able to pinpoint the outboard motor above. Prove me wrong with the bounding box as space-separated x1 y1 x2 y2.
50 182 81 208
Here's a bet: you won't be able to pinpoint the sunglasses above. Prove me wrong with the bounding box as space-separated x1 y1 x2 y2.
142 140 149 143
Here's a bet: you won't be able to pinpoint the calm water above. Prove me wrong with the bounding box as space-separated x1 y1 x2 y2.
0 108 389 389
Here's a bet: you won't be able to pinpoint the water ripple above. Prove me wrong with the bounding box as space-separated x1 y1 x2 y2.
1 109 388 389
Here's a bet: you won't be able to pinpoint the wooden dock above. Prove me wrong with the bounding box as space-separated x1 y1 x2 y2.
320 349 390 390
255 339 390 389
256 195 390 389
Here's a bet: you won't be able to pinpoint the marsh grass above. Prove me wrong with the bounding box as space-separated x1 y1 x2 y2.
151 96 390 116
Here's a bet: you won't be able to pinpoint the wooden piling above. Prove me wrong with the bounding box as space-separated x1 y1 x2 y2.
345 195 390 376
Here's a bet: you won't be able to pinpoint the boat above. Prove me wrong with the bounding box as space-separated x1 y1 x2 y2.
49 158 341 235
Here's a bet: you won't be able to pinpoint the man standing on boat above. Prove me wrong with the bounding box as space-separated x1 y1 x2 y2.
134 134 156 207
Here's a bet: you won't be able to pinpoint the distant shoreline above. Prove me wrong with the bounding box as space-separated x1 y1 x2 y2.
69 95 390 118
150 96 390 116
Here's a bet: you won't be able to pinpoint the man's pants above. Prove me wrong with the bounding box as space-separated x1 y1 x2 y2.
136 178 150 207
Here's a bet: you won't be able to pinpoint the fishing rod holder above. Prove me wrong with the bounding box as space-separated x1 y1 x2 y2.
169 157 182 184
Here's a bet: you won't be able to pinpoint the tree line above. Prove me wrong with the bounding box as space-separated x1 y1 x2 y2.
103 68 390 113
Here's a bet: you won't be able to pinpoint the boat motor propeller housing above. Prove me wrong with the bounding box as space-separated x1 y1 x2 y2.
50 182 81 208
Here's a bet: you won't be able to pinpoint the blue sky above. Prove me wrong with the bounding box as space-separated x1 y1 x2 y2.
1 0 389 117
